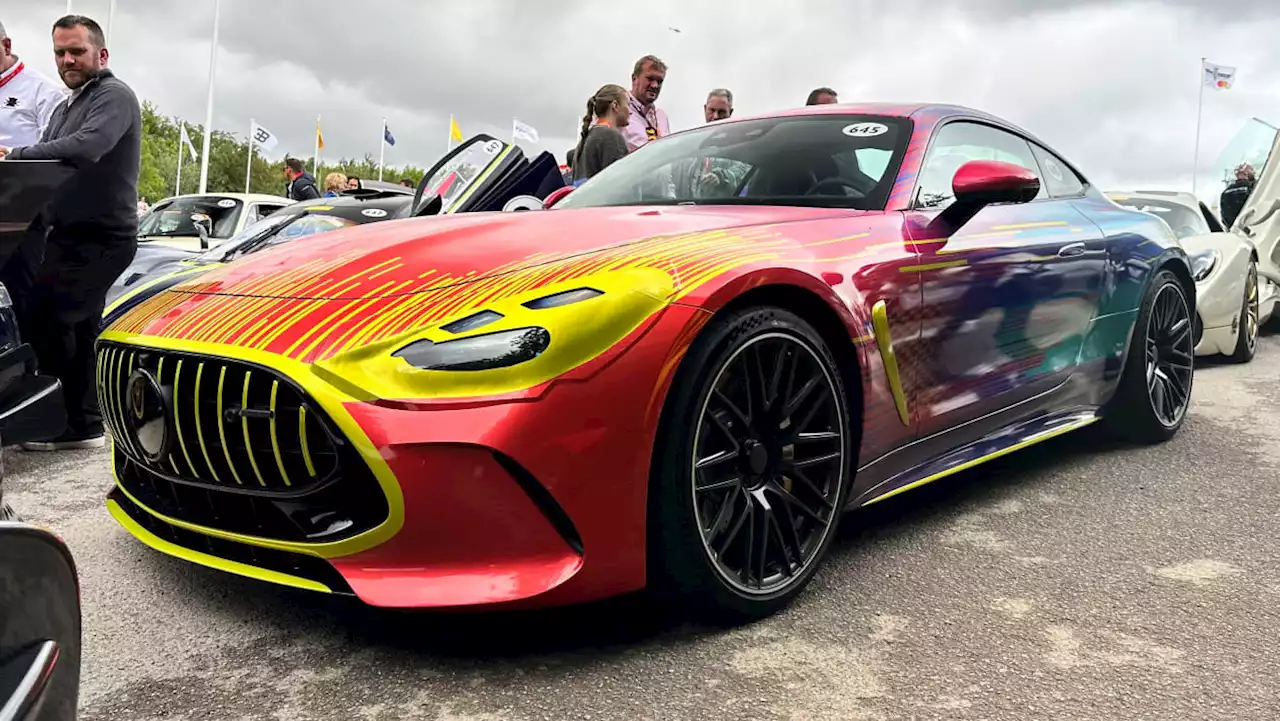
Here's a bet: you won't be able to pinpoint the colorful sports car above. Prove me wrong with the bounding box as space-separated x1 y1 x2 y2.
104 135 565 327
98 104 1194 621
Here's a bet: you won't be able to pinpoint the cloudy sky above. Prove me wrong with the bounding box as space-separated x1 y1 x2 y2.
6 0 1277 200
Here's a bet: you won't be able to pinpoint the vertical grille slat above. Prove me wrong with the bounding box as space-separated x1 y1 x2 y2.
96 343 341 493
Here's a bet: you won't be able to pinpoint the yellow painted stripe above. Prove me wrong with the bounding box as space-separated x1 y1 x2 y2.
991 221 1068 230
102 265 214 319
107 499 331 593
172 360 199 479
900 260 969 273
299 406 317 478
268 381 291 487
802 232 872 247
194 363 221 482
871 300 910 427
861 416 1100 507
241 372 267 487
216 367 244 485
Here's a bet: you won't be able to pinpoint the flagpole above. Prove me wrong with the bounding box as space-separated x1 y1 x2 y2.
106 0 117 44
1193 56 1205 197
447 114 453 154
197 0 221 194
245 119 255 194
174 121 184 195
378 118 387 183
313 114 320 177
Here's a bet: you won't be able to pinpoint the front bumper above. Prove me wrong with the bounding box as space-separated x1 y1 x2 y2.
0 343 64 446
103 303 703 609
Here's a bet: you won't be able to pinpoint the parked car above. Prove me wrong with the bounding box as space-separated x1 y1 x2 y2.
0 444 84 721
137 193 291 252
98 103 1193 623
104 135 566 327
1107 189 1277 361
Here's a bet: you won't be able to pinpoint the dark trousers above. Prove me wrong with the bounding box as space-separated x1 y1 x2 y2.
26 227 136 436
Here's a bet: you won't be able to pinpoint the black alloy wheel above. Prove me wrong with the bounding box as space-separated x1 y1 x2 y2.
1145 282 1195 427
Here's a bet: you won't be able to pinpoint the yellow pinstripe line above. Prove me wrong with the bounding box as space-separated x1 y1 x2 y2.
216 367 244 485
193 363 221 483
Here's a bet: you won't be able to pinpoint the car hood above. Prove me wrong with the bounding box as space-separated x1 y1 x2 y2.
159 205 867 301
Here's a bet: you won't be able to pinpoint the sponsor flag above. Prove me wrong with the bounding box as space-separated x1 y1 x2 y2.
178 123 198 161
1203 60 1236 90
449 115 464 143
316 116 326 151
384 122 396 147
512 118 540 144
250 120 279 152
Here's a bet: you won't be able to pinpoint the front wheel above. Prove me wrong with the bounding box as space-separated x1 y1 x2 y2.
1226 261 1259 363
647 307 853 624
1101 269 1195 444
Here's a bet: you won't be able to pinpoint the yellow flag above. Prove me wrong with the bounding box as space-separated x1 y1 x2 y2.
316 117 325 151
449 116 464 143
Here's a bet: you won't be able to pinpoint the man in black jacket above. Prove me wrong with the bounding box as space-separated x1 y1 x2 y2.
284 157 320 201
1220 163 1256 229
0 14 139 450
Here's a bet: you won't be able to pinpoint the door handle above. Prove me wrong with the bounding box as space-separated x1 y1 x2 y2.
1057 242 1087 258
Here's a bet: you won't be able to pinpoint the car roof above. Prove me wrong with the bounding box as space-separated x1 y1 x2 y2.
162 192 290 204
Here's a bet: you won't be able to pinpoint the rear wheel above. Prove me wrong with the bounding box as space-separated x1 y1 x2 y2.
1226 261 1259 363
1101 269 1194 444
647 307 852 624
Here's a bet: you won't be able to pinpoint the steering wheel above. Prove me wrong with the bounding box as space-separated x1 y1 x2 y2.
807 177 866 198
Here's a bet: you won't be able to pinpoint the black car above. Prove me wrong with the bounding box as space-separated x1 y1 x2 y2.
0 160 68 447
103 134 566 328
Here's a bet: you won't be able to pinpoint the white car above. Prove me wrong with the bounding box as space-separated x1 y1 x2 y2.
1106 188 1278 362
137 193 291 252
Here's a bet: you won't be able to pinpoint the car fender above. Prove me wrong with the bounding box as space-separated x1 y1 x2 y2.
1180 231 1253 329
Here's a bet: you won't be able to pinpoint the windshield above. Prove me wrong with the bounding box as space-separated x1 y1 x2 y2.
559 114 909 210
1113 198 1209 239
422 138 510 212
206 202 407 261
139 196 243 238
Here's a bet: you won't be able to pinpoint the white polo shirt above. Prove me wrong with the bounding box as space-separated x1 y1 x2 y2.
0 59 67 148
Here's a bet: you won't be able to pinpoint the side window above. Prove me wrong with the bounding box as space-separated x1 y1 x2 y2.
915 122 1046 209
1029 144 1087 198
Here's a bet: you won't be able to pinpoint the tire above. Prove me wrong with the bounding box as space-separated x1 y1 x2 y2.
647 306 853 624
1100 269 1195 444
1226 261 1259 363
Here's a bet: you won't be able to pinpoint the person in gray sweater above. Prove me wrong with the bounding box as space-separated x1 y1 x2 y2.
571 84 631 186
0 14 140 450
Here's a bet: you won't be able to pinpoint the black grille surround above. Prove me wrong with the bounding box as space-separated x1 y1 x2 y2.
97 341 389 544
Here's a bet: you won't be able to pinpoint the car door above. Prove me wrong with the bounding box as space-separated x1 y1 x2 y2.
906 121 1108 437
1224 120 1280 289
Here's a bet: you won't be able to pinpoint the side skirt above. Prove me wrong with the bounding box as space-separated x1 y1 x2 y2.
851 406 1101 508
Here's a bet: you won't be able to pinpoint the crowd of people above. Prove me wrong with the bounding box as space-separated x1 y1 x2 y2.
563 54 838 187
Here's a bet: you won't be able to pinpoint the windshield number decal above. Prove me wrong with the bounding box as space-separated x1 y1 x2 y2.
842 123 889 138
217 198 237 208
361 208 388 218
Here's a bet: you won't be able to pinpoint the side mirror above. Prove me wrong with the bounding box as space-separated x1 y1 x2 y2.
543 185 575 209
934 160 1040 232
412 194 444 218
190 214 211 250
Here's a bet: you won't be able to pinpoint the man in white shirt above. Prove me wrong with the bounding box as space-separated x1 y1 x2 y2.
0 20 67 148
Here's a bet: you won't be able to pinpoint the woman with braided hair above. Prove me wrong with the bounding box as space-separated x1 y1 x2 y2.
571 84 631 186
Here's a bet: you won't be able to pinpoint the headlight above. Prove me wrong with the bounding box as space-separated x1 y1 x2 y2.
394 327 551 371
1189 250 1219 282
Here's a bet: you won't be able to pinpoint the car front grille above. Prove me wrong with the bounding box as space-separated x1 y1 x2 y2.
97 341 388 544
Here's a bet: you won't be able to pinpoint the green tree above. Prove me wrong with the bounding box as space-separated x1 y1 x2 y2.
138 102 429 202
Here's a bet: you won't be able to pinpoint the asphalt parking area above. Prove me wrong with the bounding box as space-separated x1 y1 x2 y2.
7 330 1280 721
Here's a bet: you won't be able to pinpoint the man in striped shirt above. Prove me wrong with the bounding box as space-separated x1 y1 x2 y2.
623 55 671 153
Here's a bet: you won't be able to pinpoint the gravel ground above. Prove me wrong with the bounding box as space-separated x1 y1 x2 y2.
6 330 1279 721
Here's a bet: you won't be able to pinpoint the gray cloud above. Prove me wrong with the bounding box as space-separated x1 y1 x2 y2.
5 0 1277 196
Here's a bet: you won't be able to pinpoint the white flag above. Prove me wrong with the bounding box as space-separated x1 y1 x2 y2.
250 119 280 151
178 124 197 161
512 118 540 144
1203 61 1237 90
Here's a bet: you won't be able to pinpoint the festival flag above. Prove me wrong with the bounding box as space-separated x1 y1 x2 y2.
250 119 279 152
384 122 396 147
449 115 464 143
316 116 326 151
178 123 198 161
1203 60 1237 90
512 118 540 144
